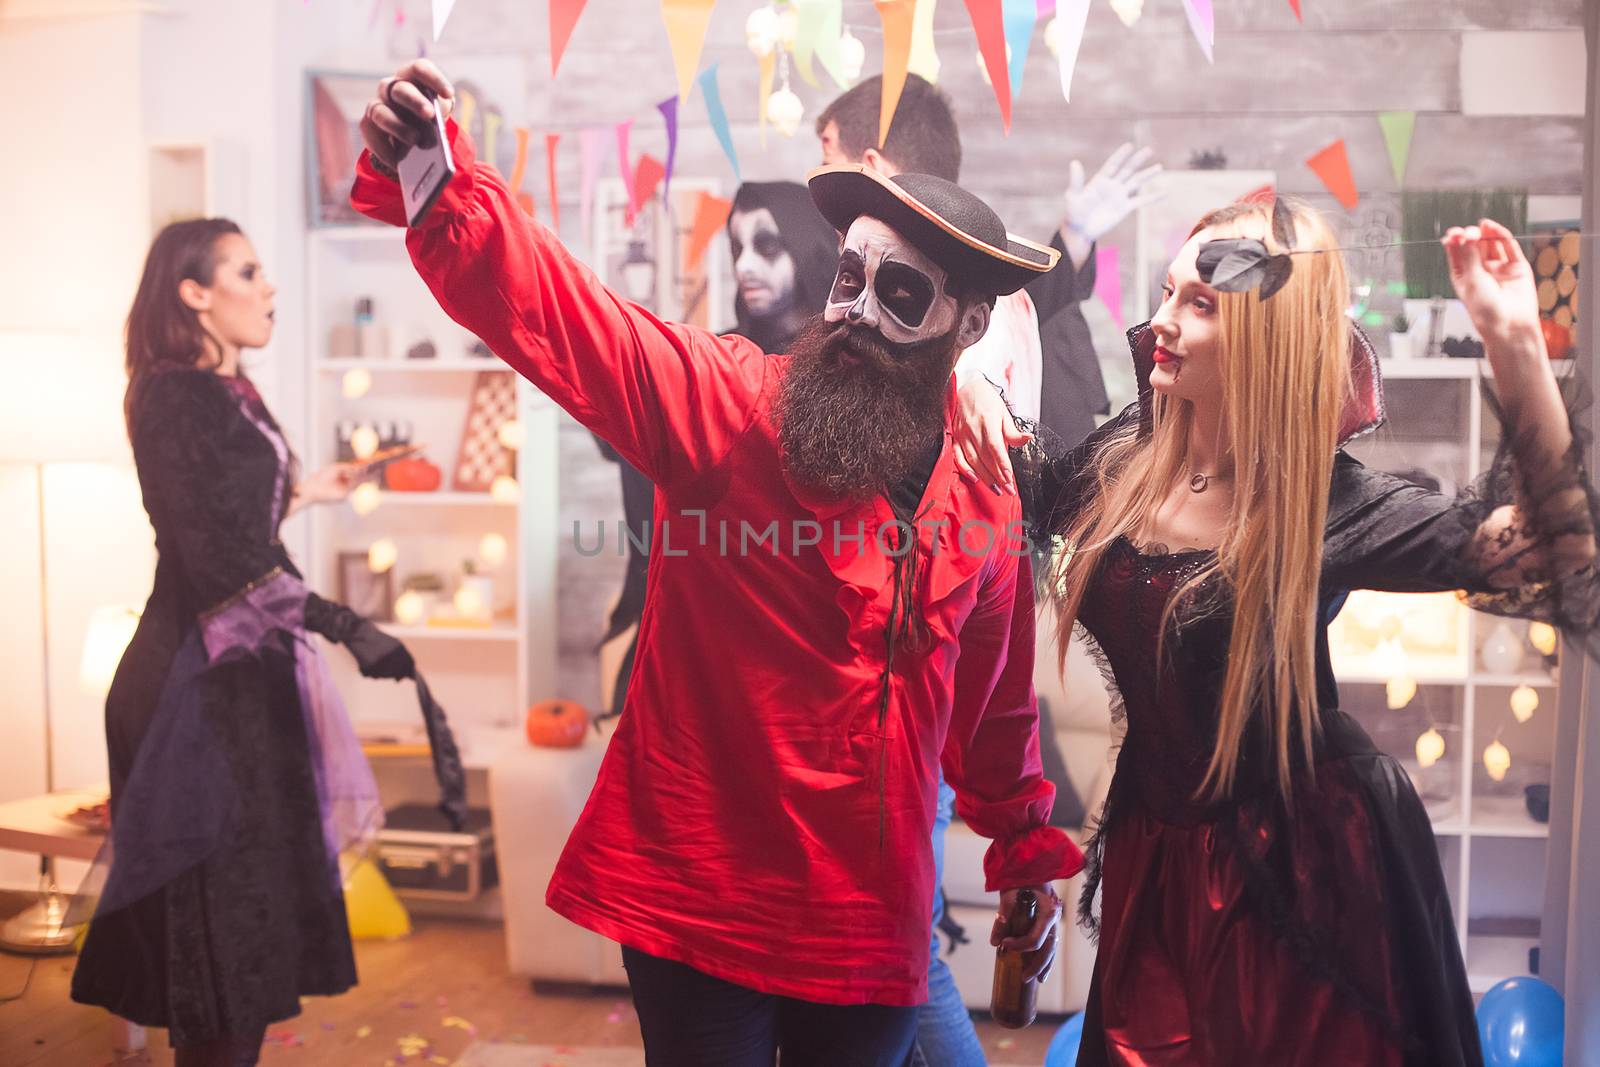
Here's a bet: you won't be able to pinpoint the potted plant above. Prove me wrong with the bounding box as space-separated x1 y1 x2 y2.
1388 311 1413 361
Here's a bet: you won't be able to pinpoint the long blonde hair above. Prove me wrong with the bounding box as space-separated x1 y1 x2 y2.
1050 198 1353 802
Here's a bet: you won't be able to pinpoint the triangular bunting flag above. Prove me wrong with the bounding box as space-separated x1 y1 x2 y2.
550 0 589 78
876 0 917 146
1037 0 1056 14
1288 0 1302 19
1181 0 1213 63
963 0 1012 131
1002 0 1036 103
815 0 848 88
545 133 562 234
698 64 741 182
1095 244 1123 330
657 96 679 202
909 0 941 83
1377 111 1415 188
431 0 456 41
633 154 667 220
794 0 828 87
1054 0 1090 101
661 0 718 103
508 126 533 214
684 192 733 272
1306 139 1359 210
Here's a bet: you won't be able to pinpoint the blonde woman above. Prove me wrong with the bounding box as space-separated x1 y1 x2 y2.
956 204 1597 1065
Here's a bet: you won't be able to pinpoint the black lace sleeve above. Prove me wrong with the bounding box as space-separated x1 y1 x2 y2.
1014 401 1142 539
131 370 297 616
1324 384 1600 647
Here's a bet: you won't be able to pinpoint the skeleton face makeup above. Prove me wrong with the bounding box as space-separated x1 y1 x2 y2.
729 207 797 318
824 217 959 347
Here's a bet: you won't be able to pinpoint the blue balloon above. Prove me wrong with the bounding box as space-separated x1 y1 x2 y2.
1477 976 1564 1067
1045 1011 1085 1067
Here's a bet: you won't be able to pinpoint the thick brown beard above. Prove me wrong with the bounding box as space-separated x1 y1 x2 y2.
774 314 960 501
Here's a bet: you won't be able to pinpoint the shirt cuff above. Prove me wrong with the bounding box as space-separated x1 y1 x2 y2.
983 825 1084 892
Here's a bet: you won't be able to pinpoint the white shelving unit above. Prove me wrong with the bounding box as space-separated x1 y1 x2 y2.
1335 357 1562 993
303 226 558 747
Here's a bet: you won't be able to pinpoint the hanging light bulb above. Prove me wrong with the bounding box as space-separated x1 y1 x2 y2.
367 537 398 573
497 418 524 451
775 5 798 48
767 86 804 138
479 531 509 568
1509 685 1539 724
1415 727 1446 769
342 367 373 399
1109 0 1144 27
1528 621 1558 657
1386 675 1418 711
351 480 382 517
349 424 380 461
1483 739 1512 782
1043 15 1062 58
490 474 520 504
393 589 426 625
746 6 781 58
837 29 865 83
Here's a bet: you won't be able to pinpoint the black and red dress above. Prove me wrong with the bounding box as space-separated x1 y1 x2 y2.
1022 325 1597 1066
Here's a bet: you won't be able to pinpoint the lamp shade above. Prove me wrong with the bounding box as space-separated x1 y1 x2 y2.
79 605 140 697
0 332 129 464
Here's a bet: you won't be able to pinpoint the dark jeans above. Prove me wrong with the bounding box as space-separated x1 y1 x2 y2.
622 945 918 1067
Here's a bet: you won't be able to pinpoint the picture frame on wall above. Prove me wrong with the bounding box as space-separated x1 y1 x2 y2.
306 69 386 228
337 551 394 622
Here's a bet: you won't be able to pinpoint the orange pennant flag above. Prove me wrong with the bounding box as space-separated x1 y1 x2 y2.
1306 139 1359 211
963 0 1011 131
632 154 667 219
546 133 562 234
550 0 588 78
875 0 916 147
661 0 718 103
684 191 733 272
508 127 531 196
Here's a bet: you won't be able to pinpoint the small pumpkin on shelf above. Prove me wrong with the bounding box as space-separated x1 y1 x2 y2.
384 456 442 492
525 699 590 748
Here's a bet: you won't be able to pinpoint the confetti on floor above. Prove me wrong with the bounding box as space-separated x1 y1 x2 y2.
356 1025 374 1039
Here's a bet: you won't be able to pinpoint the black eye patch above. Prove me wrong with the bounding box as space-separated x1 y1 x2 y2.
874 262 936 327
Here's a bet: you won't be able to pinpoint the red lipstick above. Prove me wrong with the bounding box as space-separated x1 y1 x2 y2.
1152 345 1180 365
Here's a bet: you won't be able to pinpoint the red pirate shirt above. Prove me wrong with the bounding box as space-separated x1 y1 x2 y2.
352 122 1081 1007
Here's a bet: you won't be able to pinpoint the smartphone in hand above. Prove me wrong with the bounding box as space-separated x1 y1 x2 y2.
397 83 455 227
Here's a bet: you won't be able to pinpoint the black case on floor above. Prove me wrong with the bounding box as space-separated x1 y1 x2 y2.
376 804 498 901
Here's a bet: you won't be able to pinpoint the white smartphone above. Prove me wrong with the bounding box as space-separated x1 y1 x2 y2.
397 84 455 228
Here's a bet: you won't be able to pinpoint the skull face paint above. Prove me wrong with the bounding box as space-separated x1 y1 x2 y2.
824 217 959 347
728 207 798 318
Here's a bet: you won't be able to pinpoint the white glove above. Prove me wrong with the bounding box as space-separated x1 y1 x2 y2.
1062 143 1164 244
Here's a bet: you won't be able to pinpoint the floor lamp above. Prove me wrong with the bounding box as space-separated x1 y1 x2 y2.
0 331 131 954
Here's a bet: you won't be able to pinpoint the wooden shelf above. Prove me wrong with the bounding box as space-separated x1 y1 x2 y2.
1380 358 1575 381
1467 934 1540 994
317 359 507 373
1468 794 1551 839
353 491 516 508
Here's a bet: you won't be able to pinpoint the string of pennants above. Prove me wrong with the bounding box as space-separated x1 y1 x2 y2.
404 1 1416 272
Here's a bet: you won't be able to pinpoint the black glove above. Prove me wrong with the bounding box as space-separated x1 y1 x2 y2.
304 593 415 680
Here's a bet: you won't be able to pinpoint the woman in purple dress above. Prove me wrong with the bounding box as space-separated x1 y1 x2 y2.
71 219 463 1067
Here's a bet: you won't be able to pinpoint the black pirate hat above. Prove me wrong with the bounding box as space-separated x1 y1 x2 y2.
806 165 1059 296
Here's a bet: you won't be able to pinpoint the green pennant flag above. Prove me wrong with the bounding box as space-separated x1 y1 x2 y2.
1378 111 1415 188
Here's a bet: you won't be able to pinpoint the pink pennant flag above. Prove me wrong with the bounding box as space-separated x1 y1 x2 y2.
657 96 679 203
616 119 638 227
1036 0 1055 14
1095 245 1123 330
1181 0 1214 63
546 133 562 235
1288 0 1302 19
579 128 608 239
550 0 589 77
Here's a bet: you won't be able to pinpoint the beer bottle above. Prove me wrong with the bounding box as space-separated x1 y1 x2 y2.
990 887 1039 1029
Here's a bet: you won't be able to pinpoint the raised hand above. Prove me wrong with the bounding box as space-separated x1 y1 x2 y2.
359 59 457 172
1442 219 1544 358
1063 143 1164 245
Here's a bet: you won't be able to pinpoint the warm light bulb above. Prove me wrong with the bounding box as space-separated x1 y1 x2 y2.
837 30 865 83
394 590 425 625
1483 739 1512 782
350 424 380 461
1528 622 1558 657
341 367 373 399
1415 727 1445 769
454 583 486 619
367 538 398 573
1510 685 1539 723
351 481 382 516
491 475 520 504
766 87 804 138
775 6 797 46
478 531 510 568
496 419 524 451
1386 675 1418 711
1044 16 1062 57
746 6 780 57
1109 0 1144 26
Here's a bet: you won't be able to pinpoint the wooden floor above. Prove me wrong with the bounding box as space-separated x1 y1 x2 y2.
0 894 1058 1066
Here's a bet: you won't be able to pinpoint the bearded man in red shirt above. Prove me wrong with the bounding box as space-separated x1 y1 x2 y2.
356 61 1081 1066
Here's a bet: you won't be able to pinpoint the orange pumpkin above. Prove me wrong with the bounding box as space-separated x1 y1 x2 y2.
1541 318 1572 361
525 699 589 748
385 457 442 492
